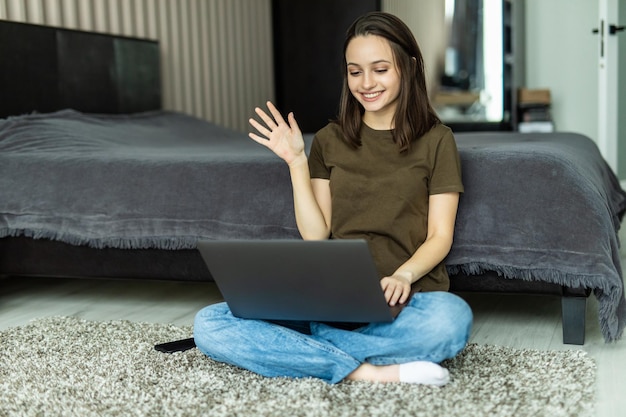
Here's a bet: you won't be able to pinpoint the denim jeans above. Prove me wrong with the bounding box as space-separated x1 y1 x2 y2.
193 291 473 384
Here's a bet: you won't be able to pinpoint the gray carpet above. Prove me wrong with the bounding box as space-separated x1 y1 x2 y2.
0 317 596 417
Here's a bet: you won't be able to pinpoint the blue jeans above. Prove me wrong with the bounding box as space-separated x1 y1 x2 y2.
193 291 472 384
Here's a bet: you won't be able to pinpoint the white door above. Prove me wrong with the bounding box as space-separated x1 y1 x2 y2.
597 0 624 175
619 1 626 180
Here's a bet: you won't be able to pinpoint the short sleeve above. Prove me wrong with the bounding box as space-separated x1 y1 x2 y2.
308 135 331 180
429 130 464 195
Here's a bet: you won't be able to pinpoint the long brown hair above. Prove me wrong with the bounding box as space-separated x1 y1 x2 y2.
336 12 440 152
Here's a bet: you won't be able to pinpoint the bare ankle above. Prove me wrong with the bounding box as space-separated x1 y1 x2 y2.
345 363 399 383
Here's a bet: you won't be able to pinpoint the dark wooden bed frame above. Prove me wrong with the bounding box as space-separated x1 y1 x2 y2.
0 21 590 345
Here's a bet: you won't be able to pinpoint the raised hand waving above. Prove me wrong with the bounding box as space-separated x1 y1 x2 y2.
248 101 306 167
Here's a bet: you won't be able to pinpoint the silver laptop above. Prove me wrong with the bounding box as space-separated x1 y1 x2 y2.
196 239 395 323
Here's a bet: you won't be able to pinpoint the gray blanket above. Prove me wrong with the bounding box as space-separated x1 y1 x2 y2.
449 132 626 343
1 110 624 342
0 110 301 248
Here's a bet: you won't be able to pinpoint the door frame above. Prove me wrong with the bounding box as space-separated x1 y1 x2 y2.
598 0 619 173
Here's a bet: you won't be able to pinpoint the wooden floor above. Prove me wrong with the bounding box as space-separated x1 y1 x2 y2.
1 265 624 416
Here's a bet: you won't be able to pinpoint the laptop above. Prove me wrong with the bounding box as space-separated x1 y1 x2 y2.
196 239 396 323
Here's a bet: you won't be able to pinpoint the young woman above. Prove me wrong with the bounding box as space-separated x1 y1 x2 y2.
194 11 472 386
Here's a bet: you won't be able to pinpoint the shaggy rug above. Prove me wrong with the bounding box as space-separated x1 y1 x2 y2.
0 317 596 417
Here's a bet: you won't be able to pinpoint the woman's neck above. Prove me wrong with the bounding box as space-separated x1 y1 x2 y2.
362 110 394 131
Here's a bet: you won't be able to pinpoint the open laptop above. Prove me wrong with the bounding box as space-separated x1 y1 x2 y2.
195 239 397 323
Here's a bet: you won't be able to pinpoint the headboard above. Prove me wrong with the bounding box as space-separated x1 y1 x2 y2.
0 20 161 118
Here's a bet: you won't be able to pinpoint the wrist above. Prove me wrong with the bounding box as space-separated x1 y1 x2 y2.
288 153 308 169
394 270 415 284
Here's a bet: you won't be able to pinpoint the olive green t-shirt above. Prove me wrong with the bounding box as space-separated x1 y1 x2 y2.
308 122 464 292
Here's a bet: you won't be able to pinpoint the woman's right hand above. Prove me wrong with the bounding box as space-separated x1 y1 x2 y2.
249 101 306 167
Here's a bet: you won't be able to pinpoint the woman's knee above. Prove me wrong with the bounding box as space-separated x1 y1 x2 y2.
195 302 228 329
407 292 473 352
434 293 473 356
442 292 472 326
193 302 237 354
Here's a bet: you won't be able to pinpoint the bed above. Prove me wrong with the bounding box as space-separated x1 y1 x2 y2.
1 21 625 345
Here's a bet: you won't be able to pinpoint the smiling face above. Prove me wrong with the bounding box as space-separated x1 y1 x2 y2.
345 35 401 130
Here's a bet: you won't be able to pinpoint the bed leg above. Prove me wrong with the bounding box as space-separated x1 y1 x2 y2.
561 295 587 345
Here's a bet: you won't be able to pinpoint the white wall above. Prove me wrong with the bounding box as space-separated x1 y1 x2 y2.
524 0 599 141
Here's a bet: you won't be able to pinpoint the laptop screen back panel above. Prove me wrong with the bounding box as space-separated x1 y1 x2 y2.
197 240 393 323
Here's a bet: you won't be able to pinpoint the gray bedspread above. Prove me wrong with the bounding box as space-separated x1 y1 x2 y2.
0 110 301 248
448 132 626 342
1 110 625 342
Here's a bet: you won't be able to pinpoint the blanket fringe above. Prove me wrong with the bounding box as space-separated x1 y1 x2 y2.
447 262 626 343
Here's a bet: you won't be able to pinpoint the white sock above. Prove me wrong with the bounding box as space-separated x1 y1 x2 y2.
398 361 450 386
